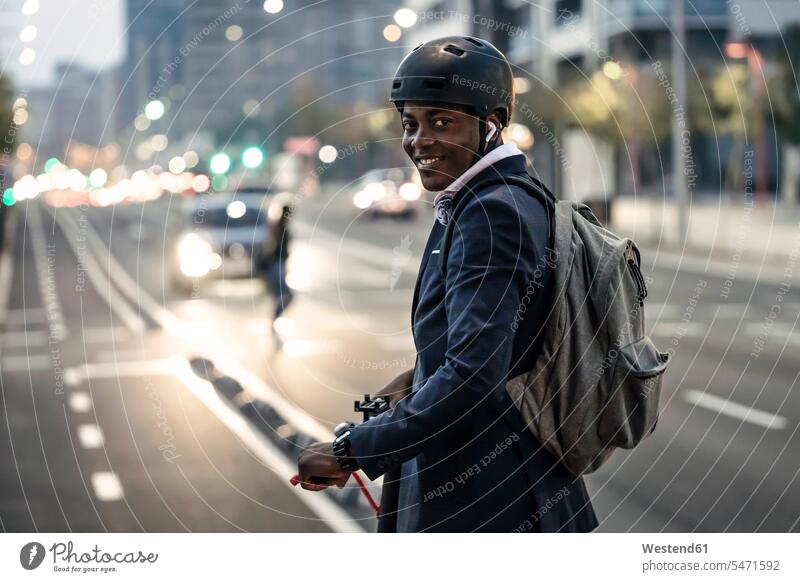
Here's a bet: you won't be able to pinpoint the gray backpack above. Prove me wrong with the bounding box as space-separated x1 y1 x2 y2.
439 174 670 476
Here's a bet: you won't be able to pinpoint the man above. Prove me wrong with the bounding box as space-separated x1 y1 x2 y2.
259 192 294 349
297 36 598 532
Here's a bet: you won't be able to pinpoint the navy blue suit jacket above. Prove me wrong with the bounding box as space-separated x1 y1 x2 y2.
349 154 598 532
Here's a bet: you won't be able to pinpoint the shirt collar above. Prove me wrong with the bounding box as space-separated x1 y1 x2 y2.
442 142 525 196
431 143 525 225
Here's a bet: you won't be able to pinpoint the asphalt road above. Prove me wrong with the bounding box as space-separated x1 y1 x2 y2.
1 190 799 532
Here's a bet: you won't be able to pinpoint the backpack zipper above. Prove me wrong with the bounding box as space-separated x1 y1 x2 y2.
625 244 647 305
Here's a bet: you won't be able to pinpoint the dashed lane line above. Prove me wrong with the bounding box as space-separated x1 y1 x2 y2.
90 471 124 502
48 206 146 335
27 203 67 341
682 389 789 430
77 424 105 449
63 357 368 533
68 392 93 413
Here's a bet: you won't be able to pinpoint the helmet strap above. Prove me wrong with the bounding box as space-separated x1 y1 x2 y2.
472 116 496 166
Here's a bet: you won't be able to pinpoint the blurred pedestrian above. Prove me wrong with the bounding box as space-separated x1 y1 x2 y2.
259 193 294 349
296 36 598 532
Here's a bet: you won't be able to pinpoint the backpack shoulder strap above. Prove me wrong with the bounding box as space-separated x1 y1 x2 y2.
436 173 557 276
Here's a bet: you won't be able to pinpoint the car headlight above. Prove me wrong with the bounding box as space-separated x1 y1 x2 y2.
178 233 213 277
399 182 421 200
353 190 373 209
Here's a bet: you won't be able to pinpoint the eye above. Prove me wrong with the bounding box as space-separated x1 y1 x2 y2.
401 120 416 131
433 118 450 128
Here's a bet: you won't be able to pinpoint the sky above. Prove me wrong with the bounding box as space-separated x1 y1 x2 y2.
6 0 125 88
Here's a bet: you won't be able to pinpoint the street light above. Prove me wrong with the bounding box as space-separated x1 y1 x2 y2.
144 100 165 121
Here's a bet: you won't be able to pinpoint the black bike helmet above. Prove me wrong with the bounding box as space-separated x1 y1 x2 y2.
390 36 515 128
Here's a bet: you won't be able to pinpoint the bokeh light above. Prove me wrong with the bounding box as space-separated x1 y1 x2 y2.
318 145 337 163
394 8 417 28
263 0 283 14
225 25 243 41
209 153 231 175
145 100 165 120
241 146 264 168
383 24 402 42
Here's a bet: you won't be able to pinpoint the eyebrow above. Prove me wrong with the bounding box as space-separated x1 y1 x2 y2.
402 109 452 120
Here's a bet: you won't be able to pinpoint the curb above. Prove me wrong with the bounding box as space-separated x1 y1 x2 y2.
637 242 795 287
187 356 380 526
0 206 18 356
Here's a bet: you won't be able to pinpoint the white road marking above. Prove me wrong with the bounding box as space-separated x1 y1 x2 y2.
171 357 365 533
1 330 48 347
283 339 340 358
204 279 264 297
27 204 68 341
49 208 146 335
294 221 421 276
282 339 340 358
744 323 800 346
82 327 131 343
210 355 333 443
649 322 706 338
683 389 788 430
378 335 415 352
5 307 47 325
0 209 17 333
643 304 682 320
62 355 370 531
58 207 183 335
68 392 93 413
90 471 124 501
712 303 751 318
77 424 105 449
52 213 375 530
63 359 176 387
0 354 52 372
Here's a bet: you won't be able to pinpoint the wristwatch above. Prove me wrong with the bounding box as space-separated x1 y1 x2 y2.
332 422 359 472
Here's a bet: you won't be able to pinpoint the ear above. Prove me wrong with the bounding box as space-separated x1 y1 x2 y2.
486 111 503 131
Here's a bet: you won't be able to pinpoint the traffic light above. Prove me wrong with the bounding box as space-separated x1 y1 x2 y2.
209 152 231 175
241 146 264 169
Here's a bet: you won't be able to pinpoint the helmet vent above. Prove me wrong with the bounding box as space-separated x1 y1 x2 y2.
443 45 465 56
392 80 402 89
411 43 423 52
463 37 484 47
422 78 445 90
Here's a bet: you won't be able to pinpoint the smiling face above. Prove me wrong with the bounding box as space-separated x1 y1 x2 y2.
401 102 499 192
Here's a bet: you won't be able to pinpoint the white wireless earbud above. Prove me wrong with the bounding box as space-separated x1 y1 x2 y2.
485 121 497 143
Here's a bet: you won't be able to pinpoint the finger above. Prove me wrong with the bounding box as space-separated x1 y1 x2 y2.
299 480 328 492
333 474 351 488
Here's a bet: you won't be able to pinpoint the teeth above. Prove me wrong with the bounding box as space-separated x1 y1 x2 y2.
419 157 440 165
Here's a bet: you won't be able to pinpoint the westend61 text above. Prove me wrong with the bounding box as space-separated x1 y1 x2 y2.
642 543 708 554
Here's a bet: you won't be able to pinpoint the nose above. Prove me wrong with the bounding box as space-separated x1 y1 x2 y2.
410 128 435 151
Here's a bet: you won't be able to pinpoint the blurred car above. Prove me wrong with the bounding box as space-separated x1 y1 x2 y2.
171 193 268 293
352 168 425 219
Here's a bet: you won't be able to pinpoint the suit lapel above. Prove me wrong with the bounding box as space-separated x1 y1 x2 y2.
411 220 443 324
